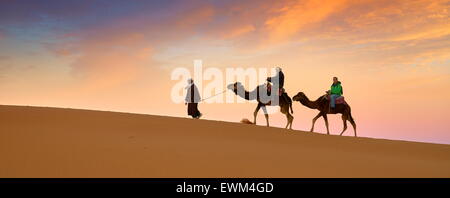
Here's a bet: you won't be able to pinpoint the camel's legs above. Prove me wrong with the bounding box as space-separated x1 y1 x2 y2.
253 103 262 124
284 112 289 129
285 113 293 130
284 114 289 129
284 113 290 129
281 105 293 129
261 105 269 127
339 115 348 136
310 112 322 132
288 98 294 114
323 114 330 135
264 114 269 127
349 117 357 137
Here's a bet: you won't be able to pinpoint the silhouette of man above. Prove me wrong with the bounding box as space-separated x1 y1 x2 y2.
185 78 202 119
267 67 289 105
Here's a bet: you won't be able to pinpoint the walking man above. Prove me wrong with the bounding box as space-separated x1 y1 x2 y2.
185 78 202 119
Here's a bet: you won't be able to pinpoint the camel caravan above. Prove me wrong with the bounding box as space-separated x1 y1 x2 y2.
185 67 356 137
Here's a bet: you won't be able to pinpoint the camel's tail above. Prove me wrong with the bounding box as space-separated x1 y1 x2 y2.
349 112 355 123
348 106 355 123
348 109 357 137
348 106 356 131
240 118 254 124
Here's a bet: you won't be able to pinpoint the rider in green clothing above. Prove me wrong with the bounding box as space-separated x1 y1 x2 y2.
329 77 343 109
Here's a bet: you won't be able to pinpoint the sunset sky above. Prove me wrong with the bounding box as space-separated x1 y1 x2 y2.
1 0 449 144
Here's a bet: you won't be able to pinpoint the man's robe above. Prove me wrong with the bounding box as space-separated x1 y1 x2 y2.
185 83 201 117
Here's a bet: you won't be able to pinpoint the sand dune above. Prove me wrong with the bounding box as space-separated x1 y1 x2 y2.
0 105 449 178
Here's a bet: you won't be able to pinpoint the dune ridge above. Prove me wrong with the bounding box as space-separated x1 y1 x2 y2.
1 105 449 178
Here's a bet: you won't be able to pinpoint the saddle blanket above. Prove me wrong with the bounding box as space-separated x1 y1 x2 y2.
327 95 346 104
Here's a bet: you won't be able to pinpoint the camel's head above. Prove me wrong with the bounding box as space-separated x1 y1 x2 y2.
227 82 242 92
292 92 306 102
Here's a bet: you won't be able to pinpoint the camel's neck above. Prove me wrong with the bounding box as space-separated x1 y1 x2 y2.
233 88 252 100
299 96 320 109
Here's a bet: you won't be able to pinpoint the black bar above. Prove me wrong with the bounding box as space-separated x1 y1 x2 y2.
0 178 449 196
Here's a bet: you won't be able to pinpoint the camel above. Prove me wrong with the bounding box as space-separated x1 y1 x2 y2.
292 92 356 136
227 82 294 129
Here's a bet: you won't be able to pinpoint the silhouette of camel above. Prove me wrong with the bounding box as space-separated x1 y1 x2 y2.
292 92 356 136
227 82 294 129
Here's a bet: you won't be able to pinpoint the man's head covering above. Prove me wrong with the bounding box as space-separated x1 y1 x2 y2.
186 78 194 89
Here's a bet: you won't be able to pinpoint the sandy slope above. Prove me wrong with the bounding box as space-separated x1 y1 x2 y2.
0 105 449 178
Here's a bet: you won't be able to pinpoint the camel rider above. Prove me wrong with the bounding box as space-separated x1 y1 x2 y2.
267 67 288 104
329 77 343 109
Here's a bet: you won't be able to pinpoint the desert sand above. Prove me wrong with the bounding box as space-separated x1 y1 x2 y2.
0 105 449 178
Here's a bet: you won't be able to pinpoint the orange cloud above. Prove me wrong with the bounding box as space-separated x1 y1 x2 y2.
264 0 349 43
391 26 450 41
219 24 256 39
41 0 449 88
